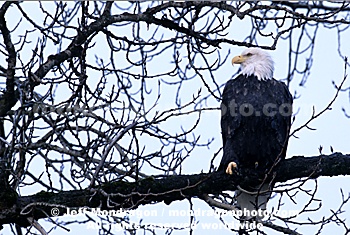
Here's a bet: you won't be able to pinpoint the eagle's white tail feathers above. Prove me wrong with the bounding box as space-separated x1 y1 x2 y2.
235 183 271 221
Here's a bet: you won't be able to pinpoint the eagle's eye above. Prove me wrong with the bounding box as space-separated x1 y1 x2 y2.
246 53 253 57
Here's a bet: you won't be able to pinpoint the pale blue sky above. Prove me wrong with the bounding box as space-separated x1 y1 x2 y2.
1 2 350 235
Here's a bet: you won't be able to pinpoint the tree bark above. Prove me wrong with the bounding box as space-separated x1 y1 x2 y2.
0 152 349 228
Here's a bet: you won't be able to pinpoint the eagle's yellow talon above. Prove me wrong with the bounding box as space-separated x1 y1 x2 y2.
225 162 237 175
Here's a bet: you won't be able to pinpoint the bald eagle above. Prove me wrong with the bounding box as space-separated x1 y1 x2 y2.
218 48 293 219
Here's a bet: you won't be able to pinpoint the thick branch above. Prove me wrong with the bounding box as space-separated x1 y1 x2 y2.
0 2 17 117
0 153 349 227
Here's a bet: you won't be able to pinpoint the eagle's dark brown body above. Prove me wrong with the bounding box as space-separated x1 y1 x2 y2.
219 74 293 174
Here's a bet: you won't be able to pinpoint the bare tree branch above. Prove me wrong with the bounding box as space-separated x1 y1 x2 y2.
0 1 349 234
0 153 349 227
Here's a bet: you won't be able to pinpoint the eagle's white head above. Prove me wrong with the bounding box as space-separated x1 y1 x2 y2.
231 48 274 80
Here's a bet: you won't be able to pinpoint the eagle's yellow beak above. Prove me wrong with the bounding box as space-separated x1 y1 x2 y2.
231 55 246 65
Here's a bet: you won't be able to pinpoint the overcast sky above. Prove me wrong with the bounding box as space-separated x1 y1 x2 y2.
2 2 350 235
